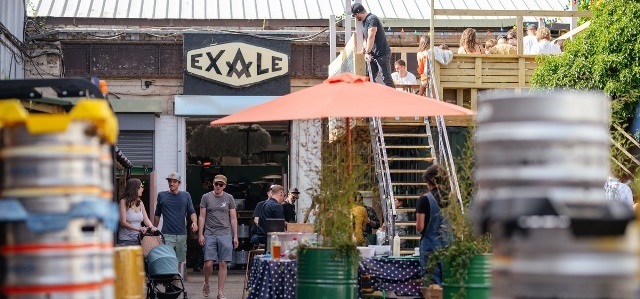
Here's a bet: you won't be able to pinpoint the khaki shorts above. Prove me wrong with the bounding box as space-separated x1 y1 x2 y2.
164 234 187 262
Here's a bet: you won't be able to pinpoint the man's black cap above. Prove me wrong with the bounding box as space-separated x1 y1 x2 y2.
351 3 365 15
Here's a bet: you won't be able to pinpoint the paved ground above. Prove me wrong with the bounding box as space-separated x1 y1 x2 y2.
181 268 247 299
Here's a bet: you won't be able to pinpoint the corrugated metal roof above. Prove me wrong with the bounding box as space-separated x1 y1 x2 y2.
29 0 569 22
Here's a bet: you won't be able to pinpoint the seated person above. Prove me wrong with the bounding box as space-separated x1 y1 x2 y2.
391 59 417 86
250 186 273 245
251 185 286 245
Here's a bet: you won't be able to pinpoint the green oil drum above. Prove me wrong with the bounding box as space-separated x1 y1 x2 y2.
296 247 357 299
443 254 492 299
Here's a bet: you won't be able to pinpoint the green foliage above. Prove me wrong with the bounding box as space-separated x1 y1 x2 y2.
309 122 373 262
426 128 491 299
531 0 640 123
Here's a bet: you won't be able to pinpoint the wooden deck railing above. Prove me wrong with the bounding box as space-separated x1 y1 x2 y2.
434 54 538 111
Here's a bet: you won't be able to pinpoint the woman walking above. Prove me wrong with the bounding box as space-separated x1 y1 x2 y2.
118 178 156 246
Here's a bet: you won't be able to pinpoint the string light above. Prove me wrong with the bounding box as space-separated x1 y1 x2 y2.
387 26 391 32
401 28 405 33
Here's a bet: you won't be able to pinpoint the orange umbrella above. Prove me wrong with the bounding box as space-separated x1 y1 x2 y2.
210 73 473 125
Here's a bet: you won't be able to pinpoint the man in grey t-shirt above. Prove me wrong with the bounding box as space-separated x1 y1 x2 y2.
198 174 238 298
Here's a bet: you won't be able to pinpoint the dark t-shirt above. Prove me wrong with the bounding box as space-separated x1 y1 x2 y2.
257 198 285 240
155 191 196 235
283 202 296 223
251 200 266 236
364 206 380 234
362 13 390 57
415 189 440 239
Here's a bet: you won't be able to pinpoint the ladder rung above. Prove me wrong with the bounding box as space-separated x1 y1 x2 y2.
394 195 421 199
391 182 429 186
382 145 431 149
389 169 425 173
383 133 430 138
381 122 426 126
400 250 417 255
387 157 434 161
395 222 416 226
399 235 421 240
395 208 416 213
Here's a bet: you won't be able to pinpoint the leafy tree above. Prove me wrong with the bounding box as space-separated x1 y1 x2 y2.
531 0 640 123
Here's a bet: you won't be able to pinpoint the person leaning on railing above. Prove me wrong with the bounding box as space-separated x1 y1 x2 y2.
417 35 431 96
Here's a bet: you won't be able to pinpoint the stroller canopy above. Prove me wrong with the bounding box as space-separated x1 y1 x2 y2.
147 244 179 276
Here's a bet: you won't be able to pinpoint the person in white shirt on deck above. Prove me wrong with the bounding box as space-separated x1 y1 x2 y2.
523 24 538 54
605 176 634 210
391 59 417 85
530 27 562 55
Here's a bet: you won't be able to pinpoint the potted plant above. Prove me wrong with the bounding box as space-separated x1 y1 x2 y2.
424 129 492 299
296 122 372 299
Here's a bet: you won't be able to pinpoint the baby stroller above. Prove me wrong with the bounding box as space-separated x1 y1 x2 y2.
139 231 188 299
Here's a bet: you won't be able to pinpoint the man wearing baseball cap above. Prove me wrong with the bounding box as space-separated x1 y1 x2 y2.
198 174 238 299
283 187 300 223
351 2 394 88
153 172 197 279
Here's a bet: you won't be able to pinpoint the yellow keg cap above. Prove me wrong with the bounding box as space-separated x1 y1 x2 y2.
0 99 118 144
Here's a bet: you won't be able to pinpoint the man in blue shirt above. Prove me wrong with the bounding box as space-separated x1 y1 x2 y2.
252 185 285 245
154 172 198 278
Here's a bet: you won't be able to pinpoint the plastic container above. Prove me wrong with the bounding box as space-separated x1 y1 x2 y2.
392 234 401 256
271 233 281 260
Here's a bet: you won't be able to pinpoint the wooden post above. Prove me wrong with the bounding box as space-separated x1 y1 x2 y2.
516 15 524 55
330 15 336 62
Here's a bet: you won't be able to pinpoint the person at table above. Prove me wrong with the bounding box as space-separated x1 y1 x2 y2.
416 165 449 286
391 59 417 87
118 178 156 246
250 185 273 245
252 185 286 245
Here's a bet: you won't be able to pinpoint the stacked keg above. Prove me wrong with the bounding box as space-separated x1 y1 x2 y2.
233 223 251 269
473 91 637 299
0 100 119 299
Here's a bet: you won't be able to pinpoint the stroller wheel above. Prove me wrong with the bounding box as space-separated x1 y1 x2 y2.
183 291 187 299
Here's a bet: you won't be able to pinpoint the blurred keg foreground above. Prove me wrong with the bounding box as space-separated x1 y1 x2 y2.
0 100 120 299
473 91 637 299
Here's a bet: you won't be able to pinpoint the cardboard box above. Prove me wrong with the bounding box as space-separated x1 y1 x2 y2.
421 286 443 299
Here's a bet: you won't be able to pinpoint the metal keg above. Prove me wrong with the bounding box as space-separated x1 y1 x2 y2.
475 91 610 190
473 91 637 299
238 224 250 239
14 194 107 214
1 218 104 298
99 143 113 200
235 250 249 264
509 227 636 299
99 225 115 299
2 146 101 190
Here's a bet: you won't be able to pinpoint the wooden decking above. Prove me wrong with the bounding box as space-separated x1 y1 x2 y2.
435 54 538 111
